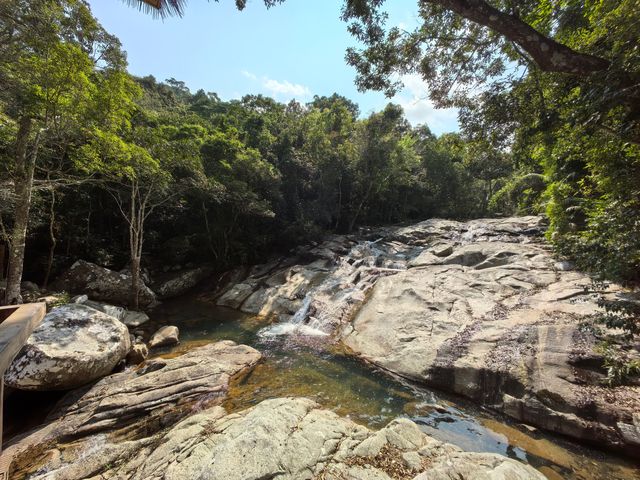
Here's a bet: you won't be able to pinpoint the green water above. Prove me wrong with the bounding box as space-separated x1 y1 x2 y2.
147 298 640 480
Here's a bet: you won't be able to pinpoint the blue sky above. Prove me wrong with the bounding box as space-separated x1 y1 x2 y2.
88 0 459 134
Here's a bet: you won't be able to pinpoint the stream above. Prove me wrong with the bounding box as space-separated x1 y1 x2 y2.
145 297 640 480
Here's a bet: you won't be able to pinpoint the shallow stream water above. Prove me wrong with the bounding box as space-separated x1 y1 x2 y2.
147 297 640 480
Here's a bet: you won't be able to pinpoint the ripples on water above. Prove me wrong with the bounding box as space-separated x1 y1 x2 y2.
144 298 640 480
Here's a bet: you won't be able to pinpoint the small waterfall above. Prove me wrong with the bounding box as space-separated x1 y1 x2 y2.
258 235 404 339
259 291 328 337
291 296 313 324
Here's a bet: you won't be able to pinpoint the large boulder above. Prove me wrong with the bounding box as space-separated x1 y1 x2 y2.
339 218 640 455
5 304 131 391
54 260 157 308
153 266 214 299
5 342 262 479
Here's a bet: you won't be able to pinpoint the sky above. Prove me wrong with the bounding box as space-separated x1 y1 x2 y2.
87 0 459 134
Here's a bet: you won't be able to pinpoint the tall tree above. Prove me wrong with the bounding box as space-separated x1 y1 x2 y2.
0 0 134 304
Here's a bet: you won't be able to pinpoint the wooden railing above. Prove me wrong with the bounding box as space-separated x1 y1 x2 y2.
0 303 46 480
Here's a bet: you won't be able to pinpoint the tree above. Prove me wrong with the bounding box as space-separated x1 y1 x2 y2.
77 126 175 309
0 0 133 304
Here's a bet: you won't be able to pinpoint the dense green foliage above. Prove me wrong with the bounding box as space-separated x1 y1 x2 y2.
0 0 512 286
2 73 504 281
344 0 639 289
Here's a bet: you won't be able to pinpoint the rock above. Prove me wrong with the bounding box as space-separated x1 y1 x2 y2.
216 282 257 309
126 343 149 365
555 260 575 271
4 304 130 391
82 299 126 320
4 342 262 479
153 266 213 299
122 310 150 327
71 294 88 303
148 325 179 348
35 294 65 306
338 218 639 455
54 260 157 308
10 397 544 480
76 296 149 327
20 281 39 293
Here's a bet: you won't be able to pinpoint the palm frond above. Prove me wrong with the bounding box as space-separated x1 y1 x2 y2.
121 0 285 18
122 0 188 19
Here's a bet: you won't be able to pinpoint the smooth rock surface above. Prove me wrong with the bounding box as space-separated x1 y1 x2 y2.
122 310 150 327
4 304 130 391
340 217 640 455
54 260 157 308
148 325 180 348
6 341 262 479
13 398 544 480
216 216 640 454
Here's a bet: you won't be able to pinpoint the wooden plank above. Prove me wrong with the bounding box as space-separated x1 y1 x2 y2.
0 304 46 380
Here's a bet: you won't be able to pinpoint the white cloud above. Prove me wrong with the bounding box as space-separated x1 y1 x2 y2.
241 70 257 81
393 74 459 134
240 70 312 100
262 78 311 98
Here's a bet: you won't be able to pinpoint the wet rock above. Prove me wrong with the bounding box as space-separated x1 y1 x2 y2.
5 342 262 479
5 304 130 391
153 266 213 299
148 325 179 348
54 260 157 308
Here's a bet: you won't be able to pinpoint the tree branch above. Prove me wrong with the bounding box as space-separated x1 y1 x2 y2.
425 0 610 75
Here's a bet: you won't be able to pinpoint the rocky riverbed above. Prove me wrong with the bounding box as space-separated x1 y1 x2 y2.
3 216 639 479
212 216 640 456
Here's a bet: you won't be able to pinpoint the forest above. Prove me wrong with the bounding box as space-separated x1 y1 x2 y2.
0 0 638 313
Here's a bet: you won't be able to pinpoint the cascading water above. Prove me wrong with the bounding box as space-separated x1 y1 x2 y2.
259 294 328 337
258 236 405 338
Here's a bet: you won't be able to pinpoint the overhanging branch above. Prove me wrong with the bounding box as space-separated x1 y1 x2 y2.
424 0 610 75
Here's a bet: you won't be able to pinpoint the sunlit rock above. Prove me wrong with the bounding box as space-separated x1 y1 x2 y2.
5 304 130 391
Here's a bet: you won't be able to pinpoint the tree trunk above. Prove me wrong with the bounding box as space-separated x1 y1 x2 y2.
43 189 56 289
129 183 142 311
0 244 5 280
348 180 373 233
334 175 343 231
130 254 141 310
4 117 40 305
202 201 218 260
427 0 610 74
